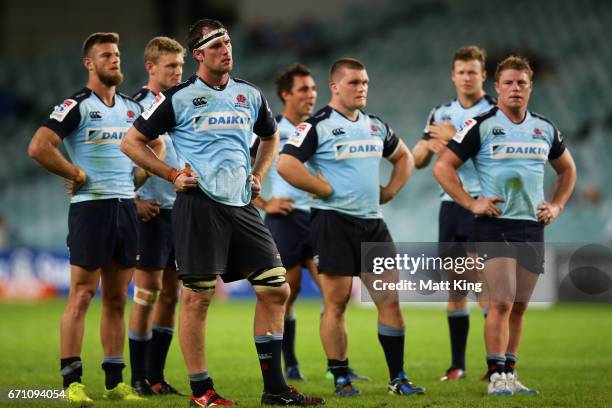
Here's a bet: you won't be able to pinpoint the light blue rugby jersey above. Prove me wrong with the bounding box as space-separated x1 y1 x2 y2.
423 95 496 201
447 107 566 221
252 116 312 211
43 88 142 203
281 106 400 219
133 75 277 207
132 88 182 209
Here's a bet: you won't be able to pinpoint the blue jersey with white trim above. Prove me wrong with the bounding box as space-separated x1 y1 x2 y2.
282 106 400 219
133 75 277 207
423 95 495 200
132 88 181 209
42 88 142 203
267 116 312 211
447 107 566 221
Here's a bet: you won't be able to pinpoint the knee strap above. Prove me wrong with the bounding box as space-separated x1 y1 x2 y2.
248 266 287 292
182 277 217 293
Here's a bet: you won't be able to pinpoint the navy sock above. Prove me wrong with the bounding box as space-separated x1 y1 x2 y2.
148 325 174 384
188 371 213 398
282 313 298 367
505 353 517 374
328 358 349 383
60 357 82 388
102 357 125 390
448 309 469 370
486 354 506 380
255 334 288 394
377 323 405 380
128 331 151 384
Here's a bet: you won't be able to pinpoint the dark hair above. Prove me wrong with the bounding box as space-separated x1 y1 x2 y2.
495 55 533 82
329 58 366 81
82 32 119 57
187 18 226 52
452 45 486 70
275 63 312 103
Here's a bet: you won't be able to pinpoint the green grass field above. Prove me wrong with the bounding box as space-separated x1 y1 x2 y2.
0 299 611 407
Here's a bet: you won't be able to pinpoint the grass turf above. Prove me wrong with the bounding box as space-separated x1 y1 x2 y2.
0 300 610 407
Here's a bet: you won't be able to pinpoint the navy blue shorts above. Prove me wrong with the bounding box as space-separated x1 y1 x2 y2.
172 189 282 283
67 198 138 268
475 218 545 274
265 209 313 268
438 200 476 258
137 209 175 269
311 209 394 277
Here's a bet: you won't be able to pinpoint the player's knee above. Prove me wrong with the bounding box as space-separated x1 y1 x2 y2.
248 266 287 293
182 288 213 313
491 301 513 315
158 288 180 308
511 301 529 316
324 298 348 318
67 287 95 315
133 286 160 307
256 282 290 306
103 292 129 312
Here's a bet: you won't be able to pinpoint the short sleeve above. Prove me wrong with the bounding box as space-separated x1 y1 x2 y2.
382 124 400 158
41 99 82 139
447 118 481 162
280 121 318 162
133 92 176 140
548 127 566 160
421 106 437 141
253 92 277 139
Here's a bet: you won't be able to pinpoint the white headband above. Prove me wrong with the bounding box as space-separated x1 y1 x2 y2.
194 28 230 51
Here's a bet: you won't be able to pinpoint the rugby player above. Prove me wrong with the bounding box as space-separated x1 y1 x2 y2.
434 55 576 396
121 19 325 407
127 36 185 396
412 45 494 382
277 58 424 398
28 32 145 404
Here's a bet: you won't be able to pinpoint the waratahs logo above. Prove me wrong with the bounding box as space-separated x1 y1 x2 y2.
235 94 248 108
334 140 384 160
85 127 128 144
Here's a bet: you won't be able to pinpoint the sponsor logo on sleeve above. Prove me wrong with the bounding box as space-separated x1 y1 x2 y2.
452 118 477 143
141 92 166 120
286 122 312 147
50 99 77 122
